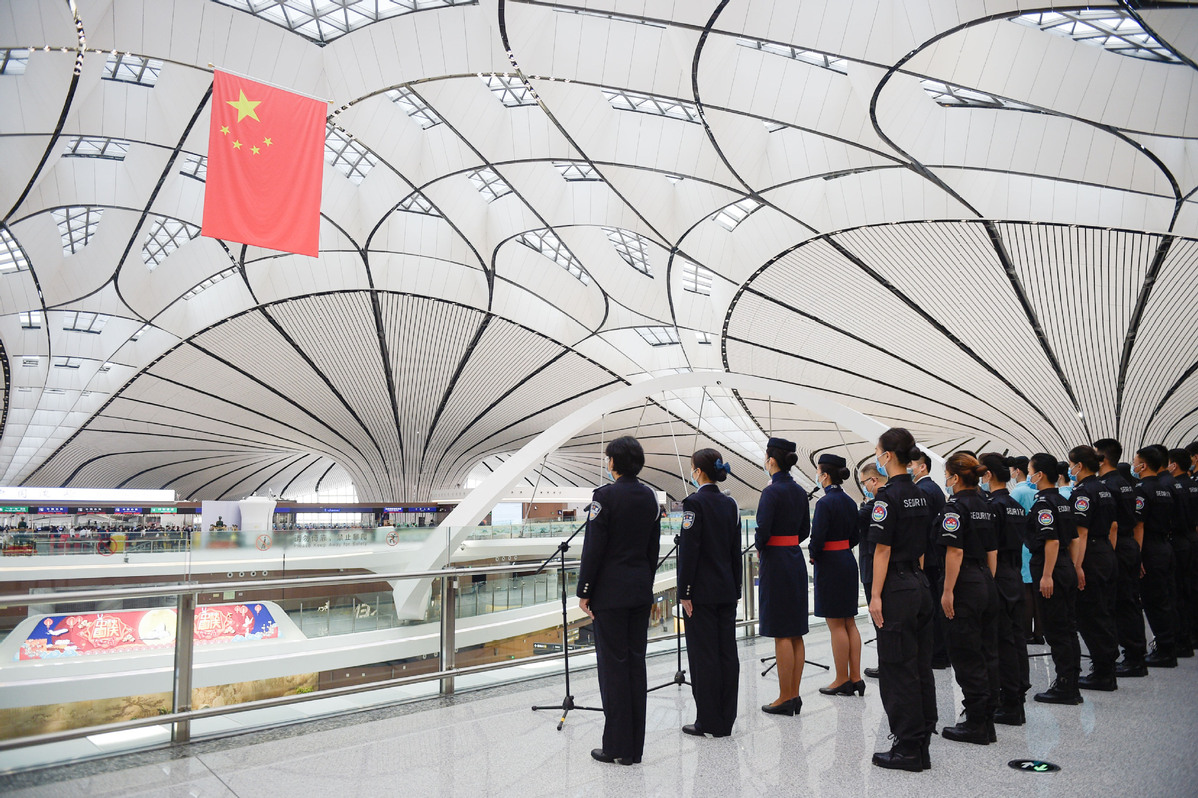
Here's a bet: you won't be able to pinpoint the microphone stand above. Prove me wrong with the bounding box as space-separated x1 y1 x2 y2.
647 535 691 693
531 519 602 730
744 541 831 674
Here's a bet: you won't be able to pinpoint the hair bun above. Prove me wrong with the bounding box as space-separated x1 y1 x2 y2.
907 446 923 461
785 452 799 468
837 466 851 481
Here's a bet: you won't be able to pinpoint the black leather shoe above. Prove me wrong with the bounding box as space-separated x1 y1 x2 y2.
993 704 1025 726
682 723 704 736
1078 674 1118 692
591 749 616 763
761 697 801 716
864 667 880 679
1115 661 1148 677
1034 680 1083 705
872 744 923 772
1145 652 1178 668
942 720 989 745
819 680 865 696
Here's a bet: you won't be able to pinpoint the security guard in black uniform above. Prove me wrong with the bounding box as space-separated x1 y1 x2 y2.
1025 453 1083 705
1068 445 1120 690
1132 446 1180 668
1094 439 1149 676
912 451 949 669
858 462 885 680
1168 447 1198 650
678 447 742 738
979 453 1030 724
868 428 935 773
1164 448 1197 657
577 436 661 765
935 453 1000 745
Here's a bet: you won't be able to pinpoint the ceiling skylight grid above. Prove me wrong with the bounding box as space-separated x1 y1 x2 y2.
481 74 537 107
681 259 714 295
554 161 600 181
602 88 700 123
63 136 132 160
636 326 680 346
712 197 763 231
0 227 29 272
325 126 378 184
19 311 41 329
131 324 150 341
21 357 39 367
214 0 476 43
102 52 163 86
180 153 207 181
737 38 849 74
397 190 439 215
52 207 104 255
696 331 713 345
466 167 513 201
0 49 30 75
559 8 666 28
386 86 443 128
517 229 590 284
182 267 239 300
52 356 83 369
62 311 109 334
602 227 652 276
920 80 1035 110
143 217 201 270
1013 10 1182 63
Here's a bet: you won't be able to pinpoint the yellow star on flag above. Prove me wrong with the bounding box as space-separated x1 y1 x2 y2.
233 140 242 150
263 137 272 147
220 125 230 135
251 145 260 155
226 90 261 123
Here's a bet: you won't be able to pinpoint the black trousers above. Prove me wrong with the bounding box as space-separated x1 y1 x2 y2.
1171 535 1195 648
926 564 949 664
944 563 999 720
593 604 651 760
684 601 739 735
1031 560 1080 683
1077 543 1119 676
994 567 1029 705
877 567 936 745
1114 535 1147 662
1140 538 1178 656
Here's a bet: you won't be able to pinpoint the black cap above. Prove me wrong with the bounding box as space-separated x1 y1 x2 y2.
767 437 796 453
817 453 846 469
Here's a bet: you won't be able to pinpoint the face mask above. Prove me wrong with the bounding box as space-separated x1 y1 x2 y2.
764 461 772 478
907 467 915 476
1132 465 1142 479
690 472 700 488
980 480 991 492
1026 475 1035 486
875 454 886 473
605 468 614 482
944 482 954 494
863 488 874 501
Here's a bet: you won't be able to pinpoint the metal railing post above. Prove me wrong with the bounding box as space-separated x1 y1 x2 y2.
172 591 196 743
743 553 755 631
440 576 456 696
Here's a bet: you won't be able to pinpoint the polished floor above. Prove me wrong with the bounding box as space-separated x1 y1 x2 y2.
3 617 1196 797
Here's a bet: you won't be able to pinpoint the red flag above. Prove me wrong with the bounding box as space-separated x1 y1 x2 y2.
201 71 325 257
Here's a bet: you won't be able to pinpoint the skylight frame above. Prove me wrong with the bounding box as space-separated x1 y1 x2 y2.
63 136 132 161
602 227 653 277
19 311 42 329
52 207 104 255
466 167 513 202
635 326 681 346
553 161 601 182
712 197 763 231
1 226 30 273
695 331 713 345
143 217 201 270
131 324 150 342
180 153 207 182
52 355 83 369
325 125 378 185
481 73 537 107
737 38 849 74
0 49 30 76
62 311 109 334
385 86 443 129
102 52 163 86
920 79 1035 111
517 229 590 285
681 259 714 296
396 190 439 215
213 0 477 44
1012 9 1182 63
182 266 239 300
602 88 701 123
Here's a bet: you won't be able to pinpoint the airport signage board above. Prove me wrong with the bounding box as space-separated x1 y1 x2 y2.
113 507 143 515
36 506 69 514
150 507 177 514
0 506 28 513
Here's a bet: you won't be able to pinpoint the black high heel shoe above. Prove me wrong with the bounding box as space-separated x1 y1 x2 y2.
761 697 801 716
819 680 867 696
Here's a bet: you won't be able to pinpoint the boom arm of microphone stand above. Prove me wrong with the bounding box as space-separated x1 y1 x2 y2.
532 519 589 576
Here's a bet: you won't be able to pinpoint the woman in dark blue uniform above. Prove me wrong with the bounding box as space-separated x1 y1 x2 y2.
754 436 810 716
678 447 742 738
577 436 661 765
810 453 864 697
935 453 1000 745
868 427 935 772
979 452 1030 725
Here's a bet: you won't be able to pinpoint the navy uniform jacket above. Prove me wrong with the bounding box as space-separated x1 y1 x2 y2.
1136 474 1176 542
1072 475 1118 557
1166 473 1198 537
934 489 998 563
576 475 661 610
809 484 859 557
916 476 947 572
868 473 930 565
754 471 810 550
1023 488 1076 568
1099 470 1139 538
858 500 876 586
678 483 742 604
987 488 1026 574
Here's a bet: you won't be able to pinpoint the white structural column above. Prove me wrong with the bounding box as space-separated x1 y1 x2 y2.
392 371 946 619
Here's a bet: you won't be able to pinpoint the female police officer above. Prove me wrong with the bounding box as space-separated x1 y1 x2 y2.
868 428 935 772
577 436 661 765
754 437 810 716
810 453 864 697
678 448 742 738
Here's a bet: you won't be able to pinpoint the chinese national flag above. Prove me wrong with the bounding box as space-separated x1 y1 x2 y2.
201 71 325 257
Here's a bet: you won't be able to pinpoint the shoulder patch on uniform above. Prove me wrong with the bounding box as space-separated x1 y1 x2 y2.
681 510 696 530
1037 509 1054 526
1135 496 1146 511
1074 495 1090 512
942 512 961 534
586 501 601 520
871 502 888 523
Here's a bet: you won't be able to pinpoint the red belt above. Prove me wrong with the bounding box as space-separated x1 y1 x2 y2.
766 536 800 547
823 540 851 551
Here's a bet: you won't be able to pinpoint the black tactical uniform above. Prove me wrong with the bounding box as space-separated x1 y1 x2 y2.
1100 469 1148 672
1025 488 1082 703
1137 474 1179 666
987 488 1029 722
1163 472 1196 654
1071 475 1120 685
916 475 949 667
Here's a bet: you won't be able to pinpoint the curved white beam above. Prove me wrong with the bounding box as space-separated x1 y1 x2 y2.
392 371 945 618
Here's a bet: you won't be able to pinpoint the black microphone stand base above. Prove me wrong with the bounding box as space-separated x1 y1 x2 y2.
760 655 831 677
532 695 602 731
647 536 692 694
647 668 690 693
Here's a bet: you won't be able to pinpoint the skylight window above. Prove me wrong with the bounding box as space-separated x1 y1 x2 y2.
920 79 1035 110
559 8 666 28
214 0 475 44
681 259 714 295
21 357 39 367
385 86 442 128
636 326 680 346
52 207 104 255
0 49 30 75
554 161 600 181
100 361 113 372
1013 10 1182 63
518 229 589 284
325 126 377 184
712 197 762 231
143 217 201 270
102 52 163 86
481 74 537 107
182 266 238 300
763 120 789 133
52 356 83 369
737 38 849 74
602 88 700 123
132 324 150 341
603 227 652 276
696 331 713 345
63 136 132 160
180 153 207 182
397 190 439 215
1 226 29 272
62 311 109 334
466 167 513 202
20 311 41 329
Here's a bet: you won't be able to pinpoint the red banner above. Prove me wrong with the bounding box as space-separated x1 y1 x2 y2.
18 604 278 661
201 70 325 256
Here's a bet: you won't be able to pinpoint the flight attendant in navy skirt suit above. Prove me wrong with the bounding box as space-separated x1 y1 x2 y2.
810 453 865 697
755 437 811 716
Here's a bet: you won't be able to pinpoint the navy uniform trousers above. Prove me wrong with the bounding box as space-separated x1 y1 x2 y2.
684 601 739 735
994 566 1029 705
945 563 1000 720
877 566 937 744
1114 536 1148 662
1032 561 1081 682
593 605 651 761
1076 544 1119 676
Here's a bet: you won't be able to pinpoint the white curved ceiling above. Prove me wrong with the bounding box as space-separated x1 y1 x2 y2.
1 0 1196 504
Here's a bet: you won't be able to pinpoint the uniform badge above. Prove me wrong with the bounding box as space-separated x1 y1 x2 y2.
586 501 601 520
1037 510 1054 526
682 511 696 530
1135 496 1145 512
942 513 961 533
871 502 888 523
1074 496 1090 513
